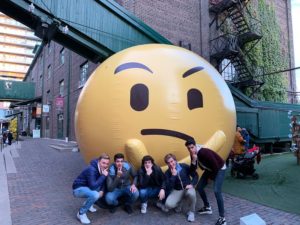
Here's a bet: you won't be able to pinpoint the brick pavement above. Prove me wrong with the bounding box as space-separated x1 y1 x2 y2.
6 138 300 225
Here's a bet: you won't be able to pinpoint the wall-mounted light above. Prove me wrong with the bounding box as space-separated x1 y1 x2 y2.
62 25 69 34
28 3 35 13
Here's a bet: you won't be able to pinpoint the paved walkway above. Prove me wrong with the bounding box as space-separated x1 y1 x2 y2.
2 138 300 225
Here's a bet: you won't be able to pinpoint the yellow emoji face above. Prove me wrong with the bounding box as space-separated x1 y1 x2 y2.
75 44 236 168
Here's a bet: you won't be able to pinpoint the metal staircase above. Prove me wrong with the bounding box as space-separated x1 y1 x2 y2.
209 0 264 95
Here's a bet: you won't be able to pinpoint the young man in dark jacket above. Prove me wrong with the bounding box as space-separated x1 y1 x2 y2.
137 155 166 214
72 153 110 224
105 153 139 214
185 138 227 225
163 153 198 222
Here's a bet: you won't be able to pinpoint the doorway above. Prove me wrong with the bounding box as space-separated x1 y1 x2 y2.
57 113 64 139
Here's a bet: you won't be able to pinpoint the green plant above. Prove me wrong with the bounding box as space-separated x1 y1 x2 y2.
8 117 18 139
245 0 288 102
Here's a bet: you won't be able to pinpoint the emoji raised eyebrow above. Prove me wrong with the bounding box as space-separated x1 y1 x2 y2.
114 62 153 74
182 66 204 78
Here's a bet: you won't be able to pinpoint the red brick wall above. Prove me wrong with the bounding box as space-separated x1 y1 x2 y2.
119 0 211 59
267 0 296 100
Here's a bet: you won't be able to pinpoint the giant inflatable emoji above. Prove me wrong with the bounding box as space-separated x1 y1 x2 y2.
75 44 236 170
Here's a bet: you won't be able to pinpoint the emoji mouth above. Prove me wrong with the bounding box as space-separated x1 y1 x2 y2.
141 129 193 141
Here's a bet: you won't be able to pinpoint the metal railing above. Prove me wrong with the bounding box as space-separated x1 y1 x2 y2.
210 34 238 60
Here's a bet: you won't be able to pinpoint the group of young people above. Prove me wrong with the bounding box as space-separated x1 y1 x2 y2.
72 138 227 225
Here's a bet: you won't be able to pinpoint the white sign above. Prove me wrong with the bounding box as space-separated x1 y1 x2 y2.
32 129 40 138
43 104 50 113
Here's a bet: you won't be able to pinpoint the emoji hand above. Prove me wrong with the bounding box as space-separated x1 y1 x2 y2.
125 139 149 168
203 130 226 154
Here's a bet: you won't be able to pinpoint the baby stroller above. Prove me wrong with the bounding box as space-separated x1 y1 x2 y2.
230 145 261 179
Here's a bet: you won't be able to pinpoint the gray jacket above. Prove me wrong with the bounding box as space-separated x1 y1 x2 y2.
106 161 137 191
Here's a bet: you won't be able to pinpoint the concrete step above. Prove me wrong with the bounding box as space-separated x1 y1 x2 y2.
10 148 19 158
0 152 12 225
3 150 17 174
49 142 78 152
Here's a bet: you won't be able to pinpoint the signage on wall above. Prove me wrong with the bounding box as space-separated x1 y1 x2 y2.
36 104 42 117
4 81 12 90
42 104 50 113
56 97 64 110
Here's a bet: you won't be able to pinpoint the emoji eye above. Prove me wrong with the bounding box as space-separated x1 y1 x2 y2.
187 89 203 110
130 84 149 111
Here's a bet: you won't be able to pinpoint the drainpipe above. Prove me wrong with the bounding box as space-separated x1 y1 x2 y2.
199 0 203 56
41 42 46 137
286 0 295 102
66 50 72 142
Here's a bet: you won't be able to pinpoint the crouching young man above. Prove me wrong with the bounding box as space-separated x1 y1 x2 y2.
72 153 110 224
185 138 227 225
163 153 198 222
137 155 166 214
105 153 139 214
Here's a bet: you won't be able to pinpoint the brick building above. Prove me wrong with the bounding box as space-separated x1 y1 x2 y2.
22 0 295 140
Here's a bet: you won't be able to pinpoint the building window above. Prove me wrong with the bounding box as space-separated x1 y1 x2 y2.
60 48 65 65
59 80 64 96
46 90 51 105
47 64 52 79
179 40 191 50
48 42 51 54
39 74 43 88
221 58 235 81
79 61 88 87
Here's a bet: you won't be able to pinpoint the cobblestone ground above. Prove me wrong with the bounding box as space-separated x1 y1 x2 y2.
7 139 300 225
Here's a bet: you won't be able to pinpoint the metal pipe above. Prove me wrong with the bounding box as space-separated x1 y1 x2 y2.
66 49 72 141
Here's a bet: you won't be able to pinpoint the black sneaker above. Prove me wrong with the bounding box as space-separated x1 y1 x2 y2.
215 217 227 225
124 205 133 214
198 206 212 214
109 206 117 213
95 199 109 209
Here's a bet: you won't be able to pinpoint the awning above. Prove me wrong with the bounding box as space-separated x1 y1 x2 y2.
10 96 42 108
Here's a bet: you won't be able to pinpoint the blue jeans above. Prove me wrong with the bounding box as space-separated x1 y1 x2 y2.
73 187 100 214
105 186 139 206
197 169 226 217
139 187 160 203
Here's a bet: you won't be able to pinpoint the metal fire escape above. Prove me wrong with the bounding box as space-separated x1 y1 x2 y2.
209 0 264 95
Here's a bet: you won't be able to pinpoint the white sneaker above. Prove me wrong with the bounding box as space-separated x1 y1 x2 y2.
187 211 195 222
141 202 147 214
88 205 97 213
77 212 91 224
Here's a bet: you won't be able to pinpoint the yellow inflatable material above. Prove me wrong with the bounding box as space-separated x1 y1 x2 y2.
75 44 236 169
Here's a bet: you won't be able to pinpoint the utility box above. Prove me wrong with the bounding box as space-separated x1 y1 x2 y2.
240 213 266 225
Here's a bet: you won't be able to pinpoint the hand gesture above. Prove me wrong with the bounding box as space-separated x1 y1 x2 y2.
171 166 177 176
102 168 108 176
117 167 123 177
145 166 153 175
99 191 104 198
191 154 197 164
130 184 137 193
158 189 165 200
185 184 193 190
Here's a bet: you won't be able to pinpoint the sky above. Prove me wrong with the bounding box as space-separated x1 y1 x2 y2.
292 0 300 91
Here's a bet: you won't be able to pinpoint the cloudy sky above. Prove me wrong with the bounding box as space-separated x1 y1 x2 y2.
292 0 300 90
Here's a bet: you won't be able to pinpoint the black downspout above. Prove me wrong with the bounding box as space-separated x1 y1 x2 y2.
41 42 46 137
66 50 72 141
